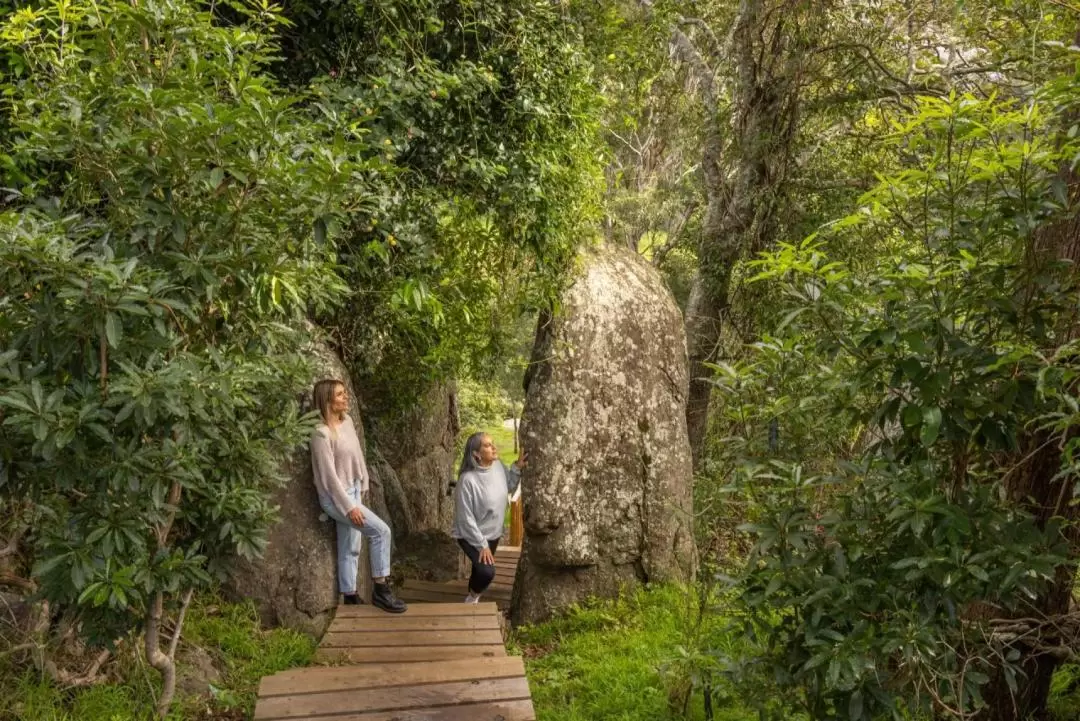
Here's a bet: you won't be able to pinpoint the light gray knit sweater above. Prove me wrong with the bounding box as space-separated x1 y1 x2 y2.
451 461 521 550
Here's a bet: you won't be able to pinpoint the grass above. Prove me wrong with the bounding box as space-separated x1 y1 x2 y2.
1051 663 1080 720
513 584 758 721
0 595 315 721
511 584 1080 721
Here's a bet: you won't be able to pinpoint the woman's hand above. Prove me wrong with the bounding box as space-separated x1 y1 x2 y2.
479 547 495 565
514 450 528 469
348 507 366 526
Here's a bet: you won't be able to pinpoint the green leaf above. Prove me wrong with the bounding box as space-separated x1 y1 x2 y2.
849 689 864 720
105 313 122 348
921 407 942 446
0 395 34 413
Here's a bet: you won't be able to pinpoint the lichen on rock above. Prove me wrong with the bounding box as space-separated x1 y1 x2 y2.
512 243 697 625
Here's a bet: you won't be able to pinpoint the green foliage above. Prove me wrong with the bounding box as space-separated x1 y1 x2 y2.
269 0 604 412
514 584 765 721
457 378 511 432
1050 664 1080 720
716 75 1080 719
181 597 315 713
0 596 315 720
0 0 359 650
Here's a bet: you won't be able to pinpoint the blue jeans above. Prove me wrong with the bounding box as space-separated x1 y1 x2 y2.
318 484 392 593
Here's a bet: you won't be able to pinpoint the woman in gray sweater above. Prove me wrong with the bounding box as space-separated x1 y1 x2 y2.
310 379 406 613
451 432 526 603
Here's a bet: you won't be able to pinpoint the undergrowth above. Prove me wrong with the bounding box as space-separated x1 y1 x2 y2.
1052 664 1080 721
4 584 1077 720
512 584 758 721
0 596 314 721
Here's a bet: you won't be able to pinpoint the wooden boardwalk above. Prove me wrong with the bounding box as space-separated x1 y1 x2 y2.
253 545 531 720
398 545 519 609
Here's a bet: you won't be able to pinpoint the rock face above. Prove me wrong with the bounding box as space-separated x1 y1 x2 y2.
512 243 697 625
224 332 370 638
366 382 460 536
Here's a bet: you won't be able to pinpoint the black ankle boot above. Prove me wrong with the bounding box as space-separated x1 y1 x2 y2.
371 582 407 613
342 593 363 606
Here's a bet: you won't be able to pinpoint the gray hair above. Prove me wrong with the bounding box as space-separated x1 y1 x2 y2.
457 432 489 477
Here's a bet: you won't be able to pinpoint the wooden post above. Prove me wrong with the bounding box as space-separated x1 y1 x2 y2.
509 498 524 547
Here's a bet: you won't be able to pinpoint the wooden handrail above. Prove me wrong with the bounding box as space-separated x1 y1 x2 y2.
509 498 523 547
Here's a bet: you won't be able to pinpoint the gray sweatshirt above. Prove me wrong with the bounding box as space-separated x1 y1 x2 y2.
452 460 521 550
310 416 369 517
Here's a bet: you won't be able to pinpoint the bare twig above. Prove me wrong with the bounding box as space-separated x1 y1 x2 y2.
166 588 194 660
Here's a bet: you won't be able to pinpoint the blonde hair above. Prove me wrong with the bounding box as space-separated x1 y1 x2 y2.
312 379 346 426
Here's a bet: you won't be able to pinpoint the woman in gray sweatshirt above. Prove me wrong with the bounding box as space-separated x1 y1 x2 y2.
310 379 406 613
451 432 525 603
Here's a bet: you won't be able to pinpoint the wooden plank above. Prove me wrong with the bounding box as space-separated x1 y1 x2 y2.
321 629 504 647
395 590 511 608
405 579 511 595
293 699 536 721
255 677 530 720
333 602 498 618
314 644 506 664
328 615 501 632
396 588 471 604
259 656 525 696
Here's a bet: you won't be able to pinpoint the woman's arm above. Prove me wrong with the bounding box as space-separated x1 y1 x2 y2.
311 432 357 517
455 475 489 550
503 451 526 495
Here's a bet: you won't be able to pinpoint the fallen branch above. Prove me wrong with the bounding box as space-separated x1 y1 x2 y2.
56 648 112 687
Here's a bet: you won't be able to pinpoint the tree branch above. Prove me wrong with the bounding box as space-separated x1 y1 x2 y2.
670 28 718 115
167 588 194 661
677 16 723 62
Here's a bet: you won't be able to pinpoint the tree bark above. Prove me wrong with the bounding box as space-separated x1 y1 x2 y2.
982 168 1080 721
677 0 808 467
685 274 724 467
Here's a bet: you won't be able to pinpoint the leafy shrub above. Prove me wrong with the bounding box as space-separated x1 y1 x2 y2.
718 81 1080 719
0 1 360 712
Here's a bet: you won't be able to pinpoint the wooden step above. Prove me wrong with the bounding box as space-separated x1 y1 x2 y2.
328 614 501 632
255 657 534 720
322 628 505 647
398 579 512 608
260 655 525 696
334 602 499 618
315 644 506 664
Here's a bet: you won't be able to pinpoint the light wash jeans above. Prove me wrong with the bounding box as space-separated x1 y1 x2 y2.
318 484 392 593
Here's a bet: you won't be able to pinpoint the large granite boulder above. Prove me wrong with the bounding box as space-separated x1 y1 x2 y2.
365 382 460 536
512 243 698 625
224 331 370 637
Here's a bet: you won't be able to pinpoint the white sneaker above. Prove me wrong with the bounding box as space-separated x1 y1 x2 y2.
464 593 481 604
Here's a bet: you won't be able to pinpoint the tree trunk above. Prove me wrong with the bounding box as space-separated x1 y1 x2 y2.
685 274 723 467
677 0 807 467
982 171 1080 721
